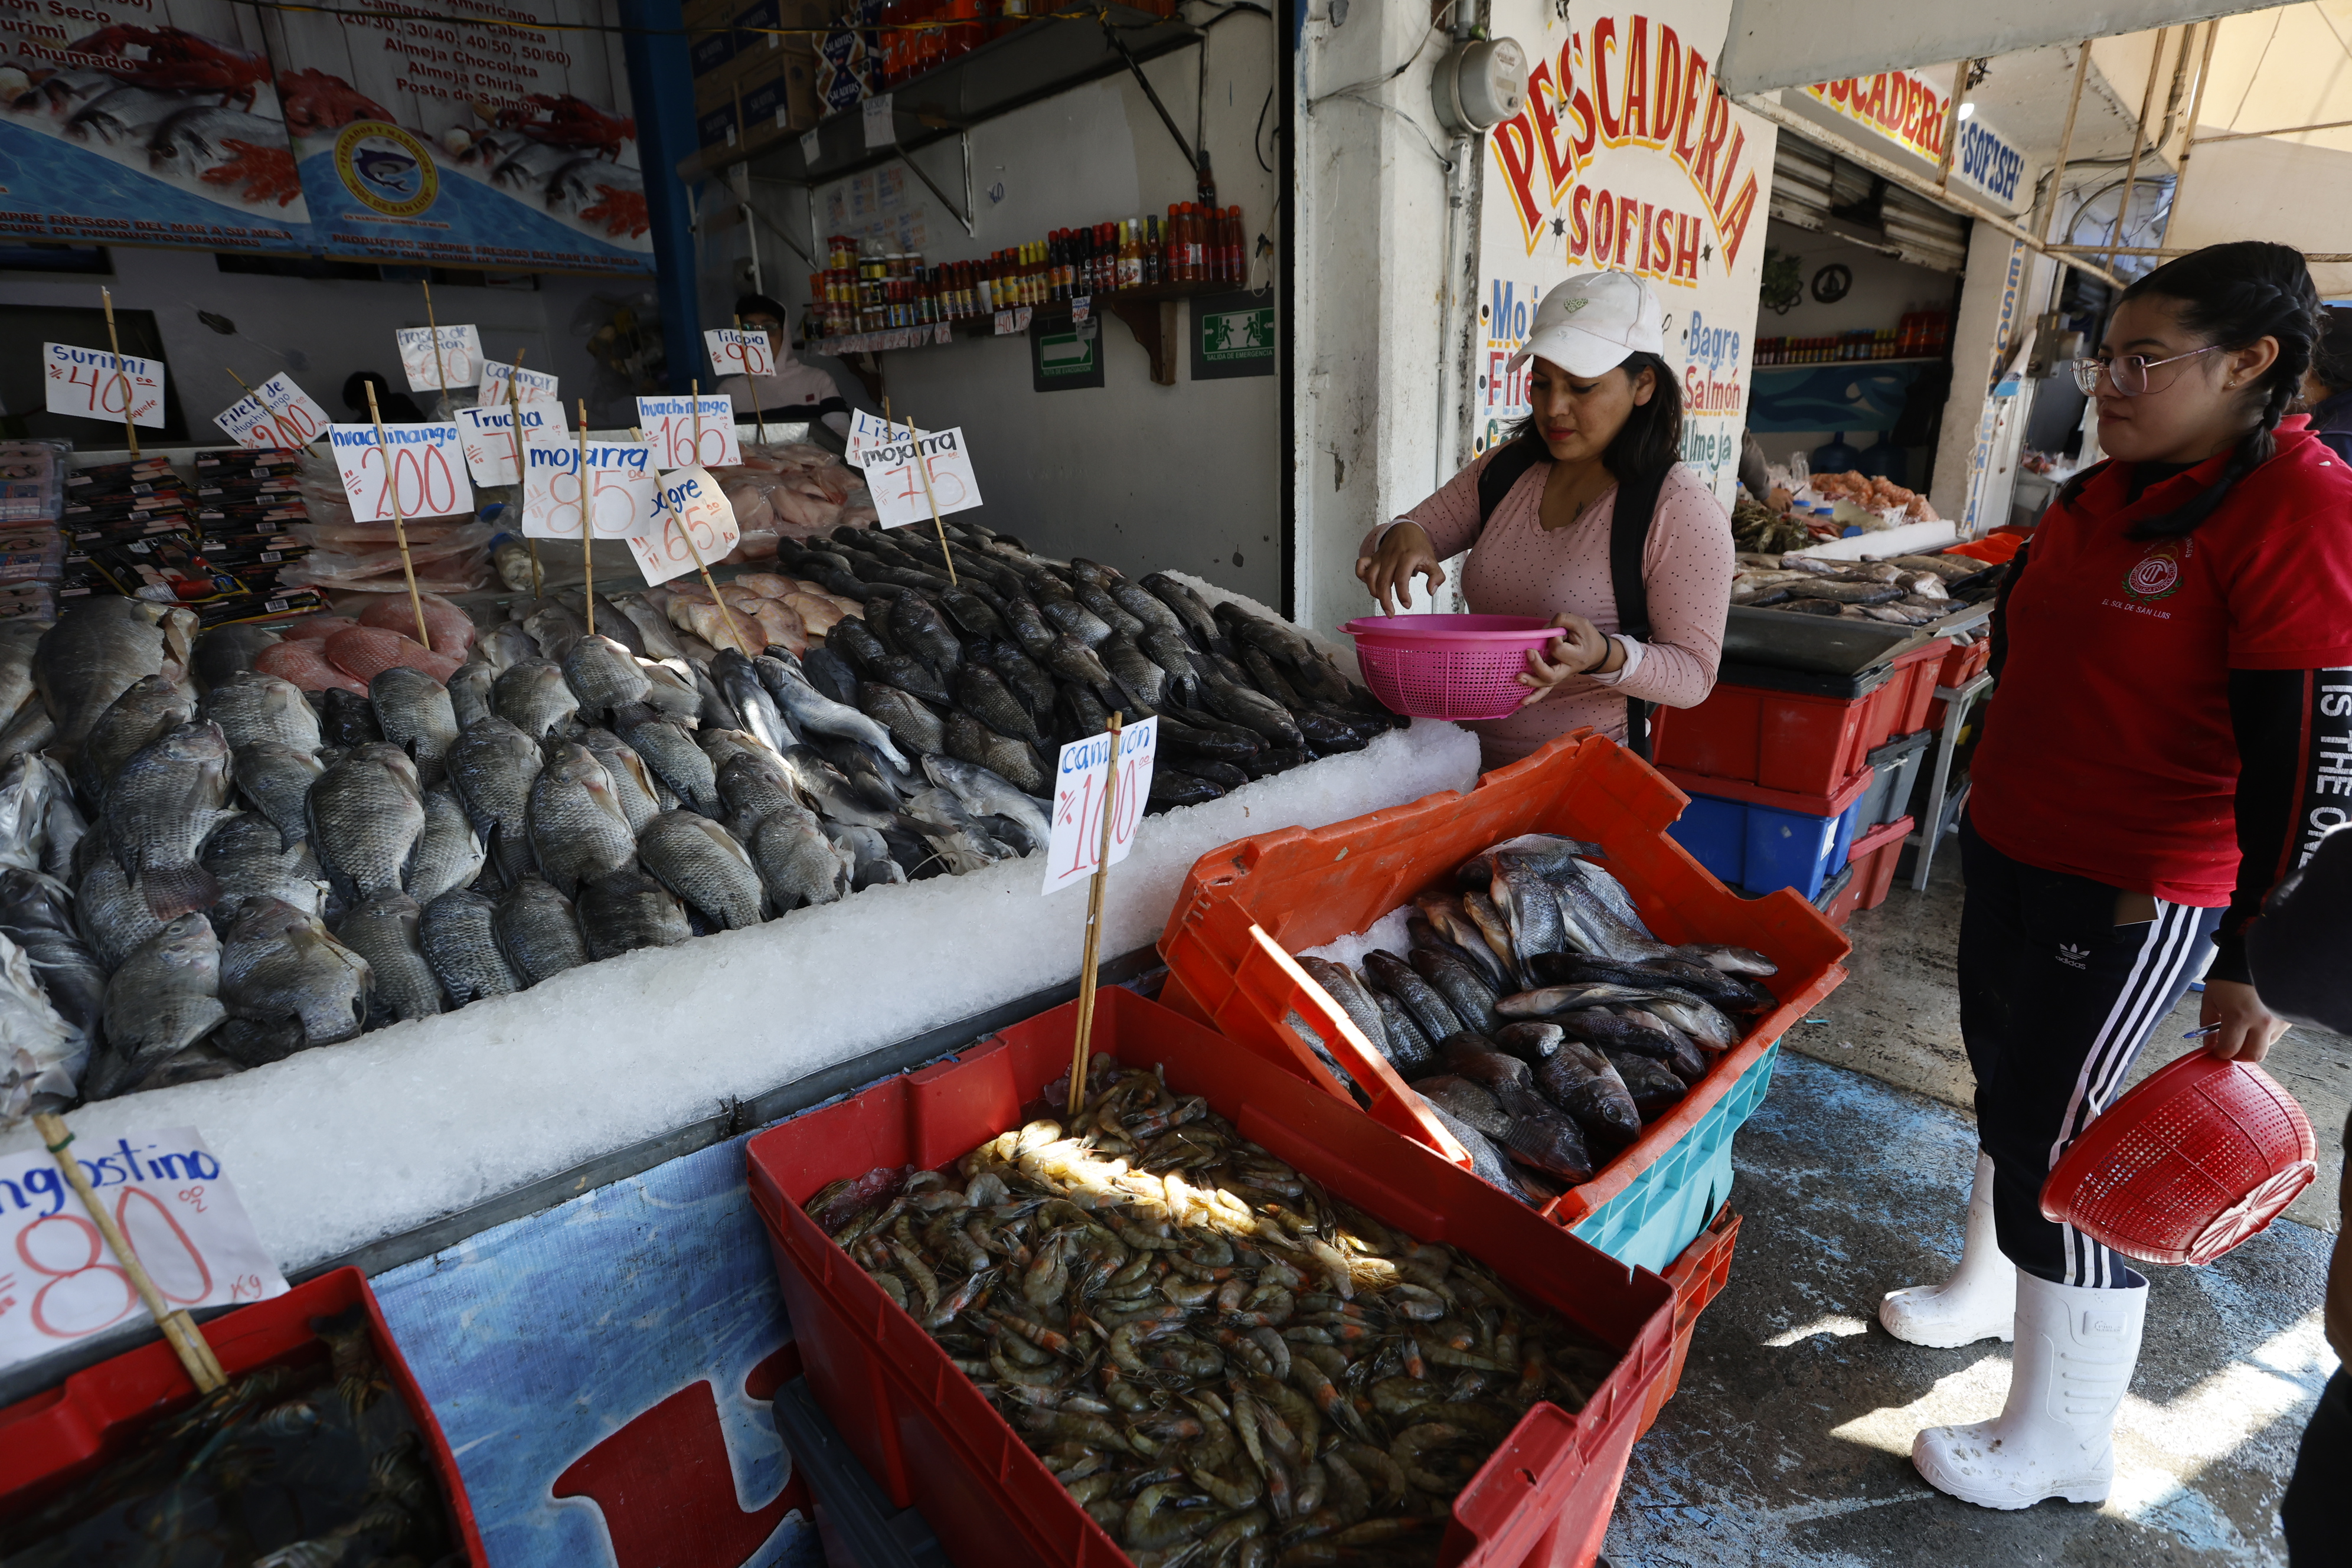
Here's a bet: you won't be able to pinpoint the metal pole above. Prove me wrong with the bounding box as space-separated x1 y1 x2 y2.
2040 41 2093 246
2167 21 2223 231
2108 28 2169 256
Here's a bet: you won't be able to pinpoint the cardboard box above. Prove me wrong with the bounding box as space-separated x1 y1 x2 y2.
736 0 830 55
695 50 818 151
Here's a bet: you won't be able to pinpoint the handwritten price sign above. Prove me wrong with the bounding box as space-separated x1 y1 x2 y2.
705 327 776 380
1042 717 1157 895
43 344 165 429
478 358 558 410
328 422 476 522
396 324 482 391
627 466 740 586
865 425 983 530
0 1126 286 1370
214 373 331 451
458 403 566 486
635 395 741 469
844 407 920 467
521 437 657 540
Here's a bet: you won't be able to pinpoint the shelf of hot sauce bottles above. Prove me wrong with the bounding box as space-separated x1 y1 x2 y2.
806 202 1246 348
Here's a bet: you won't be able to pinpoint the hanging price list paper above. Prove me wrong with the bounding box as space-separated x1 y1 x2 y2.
1042 717 1157 895
628 466 740 586
396 325 482 391
520 437 656 540
214 373 331 450
0 1126 287 1371
864 425 983 529
44 344 165 429
636 395 741 469
458 403 566 487
704 327 776 379
328 423 475 523
477 358 559 410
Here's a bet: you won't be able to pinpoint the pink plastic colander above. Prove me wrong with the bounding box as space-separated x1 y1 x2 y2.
1341 614 1564 721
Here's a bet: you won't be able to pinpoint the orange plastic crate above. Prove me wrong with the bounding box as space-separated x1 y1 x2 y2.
1636 1207 1742 1440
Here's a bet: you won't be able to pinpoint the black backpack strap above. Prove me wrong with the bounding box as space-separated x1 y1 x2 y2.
1476 436 1548 528
1608 468 1668 760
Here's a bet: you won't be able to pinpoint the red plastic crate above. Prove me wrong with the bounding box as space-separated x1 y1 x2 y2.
1818 815 1913 925
744 987 1678 1568
1652 641 1948 796
0 1267 484 1560
1636 1207 1740 1440
1157 731 1850 1231
1928 638 1993 730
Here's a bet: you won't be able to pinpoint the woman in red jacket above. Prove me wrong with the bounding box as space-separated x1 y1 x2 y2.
1879 241 2352 1510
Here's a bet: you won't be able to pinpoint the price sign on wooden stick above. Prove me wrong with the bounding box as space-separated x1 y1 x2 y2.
216 371 330 450
10 1118 288 1383
1051 714 1152 1113
44 343 165 432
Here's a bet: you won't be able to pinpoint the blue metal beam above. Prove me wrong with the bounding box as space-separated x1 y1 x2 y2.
620 0 703 393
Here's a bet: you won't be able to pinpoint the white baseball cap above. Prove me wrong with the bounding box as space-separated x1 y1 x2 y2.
1506 271 1666 378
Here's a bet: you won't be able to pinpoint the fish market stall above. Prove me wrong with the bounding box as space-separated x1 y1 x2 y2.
0 431 1479 1373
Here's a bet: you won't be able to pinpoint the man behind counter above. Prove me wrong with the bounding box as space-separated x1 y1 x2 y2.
714 293 878 437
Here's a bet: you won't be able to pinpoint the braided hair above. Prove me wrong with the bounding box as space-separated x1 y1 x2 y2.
2113 241 2324 540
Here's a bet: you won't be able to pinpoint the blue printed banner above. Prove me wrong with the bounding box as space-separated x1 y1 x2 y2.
1745 361 1927 435
371 1130 818 1568
0 0 313 252
256 0 652 273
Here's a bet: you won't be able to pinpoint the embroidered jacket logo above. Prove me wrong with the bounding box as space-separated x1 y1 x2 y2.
2058 942 2090 969
2125 544 2184 602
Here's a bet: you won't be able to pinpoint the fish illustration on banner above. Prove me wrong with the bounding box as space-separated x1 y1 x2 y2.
0 0 312 252
254 0 651 273
1473 0 1776 504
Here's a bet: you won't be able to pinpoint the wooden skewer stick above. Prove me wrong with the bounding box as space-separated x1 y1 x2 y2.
503 347 542 599
99 287 138 459
673 403 749 654
362 381 432 653
1067 710 1124 1117
735 315 769 445
421 279 452 416
882 397 957 586
33 1113 226 1392
577 400 594 638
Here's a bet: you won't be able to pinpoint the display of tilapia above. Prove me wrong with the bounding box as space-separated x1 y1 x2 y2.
1294 834 1780 1206
11 521 1399 1106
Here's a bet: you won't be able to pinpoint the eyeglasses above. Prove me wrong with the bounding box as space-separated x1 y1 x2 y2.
2069 345 2220 397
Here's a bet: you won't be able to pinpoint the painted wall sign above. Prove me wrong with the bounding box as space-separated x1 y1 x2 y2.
1477 1 1775 503
1800 70 2028 208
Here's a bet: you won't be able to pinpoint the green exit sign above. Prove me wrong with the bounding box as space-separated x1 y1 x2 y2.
1191 295 1275 380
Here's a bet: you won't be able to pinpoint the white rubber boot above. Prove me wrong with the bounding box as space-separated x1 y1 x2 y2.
1880 1152 2016 1348
1911 1267 2148 1510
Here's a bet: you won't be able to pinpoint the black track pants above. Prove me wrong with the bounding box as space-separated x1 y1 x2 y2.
1957 816 2221 1289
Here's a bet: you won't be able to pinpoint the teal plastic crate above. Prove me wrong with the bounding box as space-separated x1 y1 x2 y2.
1570 1039 1779 1275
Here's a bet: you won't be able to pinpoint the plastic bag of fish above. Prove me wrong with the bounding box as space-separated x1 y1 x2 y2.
812 1057 1622 1564
1293 834 1779 1206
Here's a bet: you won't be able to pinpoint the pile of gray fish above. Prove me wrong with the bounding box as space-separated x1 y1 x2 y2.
1296 834 1780 1204
816 1059 1622 1565
0 525 1397 1113
1730 551 1984 626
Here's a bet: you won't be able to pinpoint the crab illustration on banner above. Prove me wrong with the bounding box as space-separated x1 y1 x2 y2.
1474 0 1775 503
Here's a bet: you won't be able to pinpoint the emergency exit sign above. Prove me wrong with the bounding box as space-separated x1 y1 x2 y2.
1030 318 1102 391
1192 295 1275 380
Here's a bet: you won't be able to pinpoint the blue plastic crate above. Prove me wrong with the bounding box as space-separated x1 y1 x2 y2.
1571 1039 1779 1275
1669 793 1865 901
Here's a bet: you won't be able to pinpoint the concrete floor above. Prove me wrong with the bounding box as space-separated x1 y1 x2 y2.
1603 844 2347 1566
1604 1055 2334 1566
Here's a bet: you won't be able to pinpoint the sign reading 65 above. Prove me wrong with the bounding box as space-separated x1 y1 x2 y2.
627 466 740 586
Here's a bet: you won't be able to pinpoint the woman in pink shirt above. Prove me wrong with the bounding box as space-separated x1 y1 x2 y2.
1358 272 1734 769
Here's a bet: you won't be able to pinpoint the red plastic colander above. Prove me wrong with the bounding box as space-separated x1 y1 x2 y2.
1341 614 1565 721
2041 1047 2318 1266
